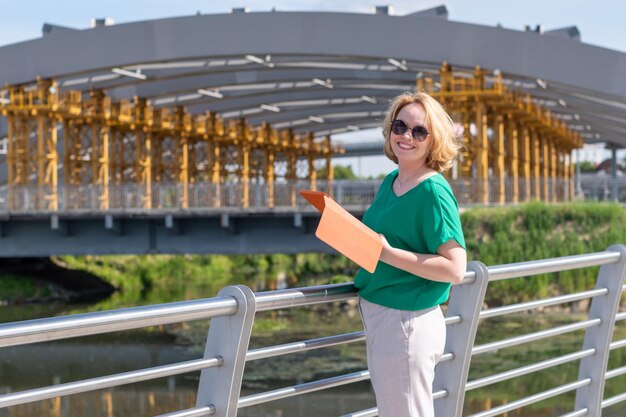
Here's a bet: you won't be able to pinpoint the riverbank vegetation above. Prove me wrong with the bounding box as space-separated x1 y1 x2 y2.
1 202 626 308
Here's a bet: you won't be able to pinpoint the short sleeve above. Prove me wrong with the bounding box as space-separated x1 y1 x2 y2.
421 182 466 254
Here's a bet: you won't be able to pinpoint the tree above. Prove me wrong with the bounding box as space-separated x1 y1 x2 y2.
575 161 596 173
316 164 357 180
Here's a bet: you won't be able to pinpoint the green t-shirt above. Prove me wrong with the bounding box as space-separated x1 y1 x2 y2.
354 170 466 311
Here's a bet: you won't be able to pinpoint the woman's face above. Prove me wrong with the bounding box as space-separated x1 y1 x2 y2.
389 102 431 166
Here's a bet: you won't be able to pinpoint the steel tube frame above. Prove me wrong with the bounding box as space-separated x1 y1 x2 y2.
557 410 588 417
472 319 601 355
237 370 370 408
467 379 591 417
602 392 626 409
610 338 626 350
479 288 609 319
245 331 365 361
575 244 626 417
465 348 596 391
487 251 620 281
0 296 237 348
1 248 624 417
0 356 223 408
158 406 216 417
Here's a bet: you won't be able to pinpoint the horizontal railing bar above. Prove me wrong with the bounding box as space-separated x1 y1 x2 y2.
1 251 617 349
465 348 596 391
0 297 237 348
433 389 448 400
254 283 357 311
156 405 216 417
459 270 478 285
254 275 477 312
445 315 462 325
0 356 222 408
605 365 626 380
246 332 365 361
467 378 591 417
340 407 378 417
558 408 588 417
238 370 370 408
487 251 620 282
610 338 626 350
479 288 608 319
472 319 601 355
602 391 626 409
245 329 455 367
616 311 626 322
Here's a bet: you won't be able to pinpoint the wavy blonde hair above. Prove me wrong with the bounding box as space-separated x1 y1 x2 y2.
382 92 460 172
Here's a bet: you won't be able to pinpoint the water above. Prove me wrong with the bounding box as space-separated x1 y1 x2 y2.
2 284 626 416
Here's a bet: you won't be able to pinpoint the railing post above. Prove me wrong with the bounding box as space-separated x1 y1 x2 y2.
195 285 256 417
574 244 626 416
434 261 490 417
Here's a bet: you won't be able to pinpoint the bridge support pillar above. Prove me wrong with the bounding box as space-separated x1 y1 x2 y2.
519 127 531 202
493 114 506 205
324 135 333 197
505 116 519 204
307 133 317 192
542 135 550 202
532 130 541 200
475 102 489 205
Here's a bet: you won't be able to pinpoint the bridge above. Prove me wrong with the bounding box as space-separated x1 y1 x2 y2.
0 6 624 257
1 248 625 416
2 5 626 216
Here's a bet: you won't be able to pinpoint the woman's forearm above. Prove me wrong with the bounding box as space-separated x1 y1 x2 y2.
379 245 467 284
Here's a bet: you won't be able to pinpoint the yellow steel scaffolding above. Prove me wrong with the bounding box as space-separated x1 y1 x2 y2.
0 82 338 210
420 63 583 204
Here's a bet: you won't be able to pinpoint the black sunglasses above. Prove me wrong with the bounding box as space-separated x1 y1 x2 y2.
390 119 429 142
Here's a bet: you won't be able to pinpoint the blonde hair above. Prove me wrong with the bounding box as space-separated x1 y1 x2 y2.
382 92 460 172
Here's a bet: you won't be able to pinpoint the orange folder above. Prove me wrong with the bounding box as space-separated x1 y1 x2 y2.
299 190 383 273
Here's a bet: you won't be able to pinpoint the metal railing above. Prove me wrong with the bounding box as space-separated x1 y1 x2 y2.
1 175 625 214
1 246 626 417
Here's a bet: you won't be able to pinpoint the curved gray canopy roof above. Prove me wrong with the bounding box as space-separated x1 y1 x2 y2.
1 9 625 146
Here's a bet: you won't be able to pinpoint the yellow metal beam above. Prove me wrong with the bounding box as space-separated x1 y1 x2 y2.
493 113 506 205
324 135 333 197
475 101 489 204
519 127 531 202
505 115 519 204
531 130 542 200
541 135 550 201
307 132 317 191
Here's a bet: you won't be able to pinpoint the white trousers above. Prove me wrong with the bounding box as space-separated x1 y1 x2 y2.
359 298 446 417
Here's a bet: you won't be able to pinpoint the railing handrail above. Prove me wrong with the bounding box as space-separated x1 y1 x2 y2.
1 246 626 417
0 250 617 348
2 175 626 214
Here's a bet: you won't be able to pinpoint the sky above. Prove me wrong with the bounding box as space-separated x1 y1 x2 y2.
1 0 624 176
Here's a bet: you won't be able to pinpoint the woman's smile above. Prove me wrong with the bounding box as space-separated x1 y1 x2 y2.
395 140 416 151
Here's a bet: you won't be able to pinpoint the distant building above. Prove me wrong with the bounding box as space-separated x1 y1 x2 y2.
572 143 613 164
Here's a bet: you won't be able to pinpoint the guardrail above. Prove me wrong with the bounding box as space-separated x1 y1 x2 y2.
1 246 626 417
1 175 625 214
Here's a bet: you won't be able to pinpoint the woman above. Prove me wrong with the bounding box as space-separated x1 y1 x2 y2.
354 92 467 417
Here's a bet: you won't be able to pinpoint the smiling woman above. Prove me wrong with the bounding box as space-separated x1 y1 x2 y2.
354 92 466 417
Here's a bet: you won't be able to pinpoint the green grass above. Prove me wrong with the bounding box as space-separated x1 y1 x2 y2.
25 201 626 309
0 275 52 302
